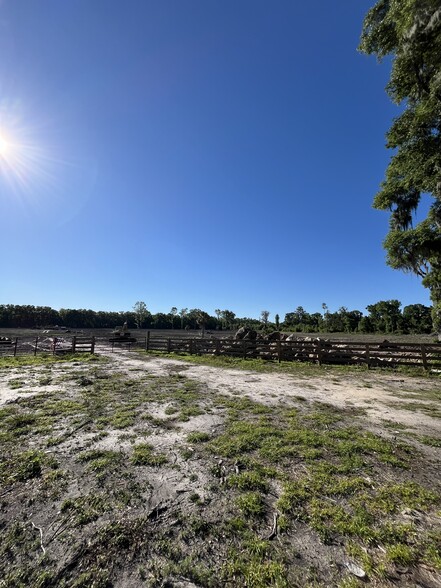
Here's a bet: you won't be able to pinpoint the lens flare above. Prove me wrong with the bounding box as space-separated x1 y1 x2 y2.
0 111 97 227
0 134 10 156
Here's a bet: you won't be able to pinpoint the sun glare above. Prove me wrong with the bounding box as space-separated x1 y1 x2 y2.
0 134 11 156
0 126 51 197
0 118 93 224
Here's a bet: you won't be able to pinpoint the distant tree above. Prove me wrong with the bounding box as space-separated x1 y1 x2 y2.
366 300 402 333
169 307 178 329
179 308 188 330
275 314 280 329
402 304 433 334
358 315 375 333
321 303 330 331
341 308 363 332
59 308 83 329
359 1 441 333
284 307 321 332
260 310 270 330
187 309 211 336
152 312 169 329
214 309 222 329
221 310 236 330
133 301 149 329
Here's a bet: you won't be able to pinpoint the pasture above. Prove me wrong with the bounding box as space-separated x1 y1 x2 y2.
0 344 440 587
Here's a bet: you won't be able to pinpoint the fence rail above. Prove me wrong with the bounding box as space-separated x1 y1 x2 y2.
132 335 441 370
2 333 441 370
0 336 95 357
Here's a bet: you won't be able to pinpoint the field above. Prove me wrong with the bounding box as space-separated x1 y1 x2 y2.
0 327 438 344
0 346 441 587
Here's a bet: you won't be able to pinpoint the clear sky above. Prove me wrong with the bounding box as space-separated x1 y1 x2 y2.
0 0 431 319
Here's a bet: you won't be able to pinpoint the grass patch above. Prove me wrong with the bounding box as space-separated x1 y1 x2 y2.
131 443 168 466
1 345 440 587
0 449 57 486
187 431 211 443
235 492 265 518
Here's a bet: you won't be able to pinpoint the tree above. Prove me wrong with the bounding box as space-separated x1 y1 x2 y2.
179 308 188 330
220 310 236 330
133 301 149 329
359 1 441 332
214 309 222 329
260 310 270 330
275 314 280 329
402 303 433 333
366 299 402 333
187 309 211 336
169 307 178 329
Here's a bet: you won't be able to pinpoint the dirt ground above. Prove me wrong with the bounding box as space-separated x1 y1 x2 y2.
1 349 441 587
2 348 440 430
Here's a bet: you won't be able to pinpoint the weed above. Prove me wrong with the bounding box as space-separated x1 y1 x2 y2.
60 493 112 526
0 449 52 485
77 449 123 476
187 431 210 443
228 470 269 492
366 481 439 514
8 378 26 389
235 492 265 518
386 543 416 565
419 435 441 447
131 443 168 466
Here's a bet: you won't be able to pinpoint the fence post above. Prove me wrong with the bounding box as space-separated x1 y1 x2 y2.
366 343 371 369
242 340 247 359
72 336 76 354
277 340 282 363
421 344 428 370
146 331 150 351
13 338 18 357
34 337 38 357
167 338 171 353
316 339 322 366
91 336 95 354
52 337 57 355
190 339 194 355
215 338 220 356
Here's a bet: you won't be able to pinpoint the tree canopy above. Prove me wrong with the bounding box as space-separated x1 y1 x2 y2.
0 301 434 334
359 1 441 330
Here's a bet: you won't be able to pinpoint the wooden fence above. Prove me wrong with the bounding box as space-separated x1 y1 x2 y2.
0 336 95 357
132 335 441 371
3 333 440 370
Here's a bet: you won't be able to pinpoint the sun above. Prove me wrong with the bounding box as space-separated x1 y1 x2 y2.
0 135 8 155
0 134 12 157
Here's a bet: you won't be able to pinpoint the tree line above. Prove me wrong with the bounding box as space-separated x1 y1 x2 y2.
0 300 434 335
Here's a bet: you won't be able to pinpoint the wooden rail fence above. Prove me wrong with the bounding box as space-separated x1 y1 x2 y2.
0 336 95 357
133 335 441 370
3 334 440 370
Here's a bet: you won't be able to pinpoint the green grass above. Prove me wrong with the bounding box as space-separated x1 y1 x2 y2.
140 348 441 380
386 400 441 419
131 442 168 466
235 492 265 518
419 435 441 447
1 349 440 587
187 431 211 443
0 353 104 368
77 448 123 477
0 449 58 486
60 493 113 526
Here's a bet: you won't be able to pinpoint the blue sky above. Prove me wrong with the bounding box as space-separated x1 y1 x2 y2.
0 1 431 319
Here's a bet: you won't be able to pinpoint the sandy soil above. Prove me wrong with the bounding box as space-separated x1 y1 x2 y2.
95 349 441 436
2 349 440 437
1 349 441 587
